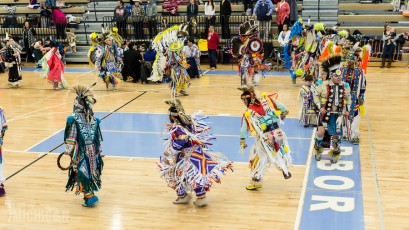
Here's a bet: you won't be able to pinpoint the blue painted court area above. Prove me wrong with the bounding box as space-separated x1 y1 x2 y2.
28 112 312 165
300 143 364 230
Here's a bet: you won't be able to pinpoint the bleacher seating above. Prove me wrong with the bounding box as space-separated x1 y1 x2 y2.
338 3 409 36
338 3 392 11
0 6 87 15
2 0 89 4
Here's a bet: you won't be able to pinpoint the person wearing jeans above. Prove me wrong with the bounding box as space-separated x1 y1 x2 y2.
145 0 157 39
253 0 274 39
114 0 128 38
207 26 219 70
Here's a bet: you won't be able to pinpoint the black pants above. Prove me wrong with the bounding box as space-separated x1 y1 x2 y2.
186 57 199 77
133 21 144 39
205 16 215 36
382 43 396 58
148 19 157 39
278 17 290 33
56 23 66 39
220 16 230 39
24 39 34 62
116 21 127 39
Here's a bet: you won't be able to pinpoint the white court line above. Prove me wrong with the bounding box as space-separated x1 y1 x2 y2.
202 69 210 75
8 111 71 123
7 103 70 122
294 128 316 230
366 106 385 230
100 129 311 140
3 148 305 166
24 128 65 152
75 70 94 77
5 88 58 118
7 90 138 123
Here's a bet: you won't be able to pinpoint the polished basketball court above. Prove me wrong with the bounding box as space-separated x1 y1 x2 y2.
0 64 407 229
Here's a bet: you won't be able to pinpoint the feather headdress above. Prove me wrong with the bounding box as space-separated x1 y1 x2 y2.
238 86 259 105
149 23 189 82
165 99 192 126
320 55 342 80
73 83 97 121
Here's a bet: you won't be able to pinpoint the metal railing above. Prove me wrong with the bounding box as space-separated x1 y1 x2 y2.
101 15 280 42
0 16 90 44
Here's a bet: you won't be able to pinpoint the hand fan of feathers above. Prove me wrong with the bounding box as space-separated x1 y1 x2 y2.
231 37 245 57
239 19 258 36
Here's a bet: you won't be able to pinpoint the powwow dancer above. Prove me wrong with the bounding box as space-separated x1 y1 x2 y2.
157 99 233 207
231 19 271 86
0 107 8 197
239 86 292 190
3 35 23 88
40 46 69 90
64 85 103 207
148 24 191 97
93 28 124 90
313 56 351 163
341 42 369 144
298 74 318 127
283 18 304 84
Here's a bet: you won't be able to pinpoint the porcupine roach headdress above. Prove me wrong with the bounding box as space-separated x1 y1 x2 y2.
238 85 259 107
320 55 342 81
165 99 192 127
73 83 97 122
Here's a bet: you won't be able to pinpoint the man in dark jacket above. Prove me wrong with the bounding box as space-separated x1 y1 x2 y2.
187 0 198 21
220 0 232 39
113 0 128 38
22 21 36 62
146 0 158 39
122 42 141 82
253 0 274 39
134 44 143 83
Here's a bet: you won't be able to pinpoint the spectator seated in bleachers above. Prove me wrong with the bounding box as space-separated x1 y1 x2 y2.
162 0 179 15
28 0 41 9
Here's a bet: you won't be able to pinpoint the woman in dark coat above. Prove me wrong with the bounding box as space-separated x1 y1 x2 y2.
220 0 232 39
3 37 23 87
122 42 138 82
22 21 36 62
288 0 298 26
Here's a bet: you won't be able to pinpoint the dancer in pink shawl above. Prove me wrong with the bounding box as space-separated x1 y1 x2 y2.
40 46 69 90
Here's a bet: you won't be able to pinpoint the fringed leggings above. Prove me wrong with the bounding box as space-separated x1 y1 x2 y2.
177 186 206 198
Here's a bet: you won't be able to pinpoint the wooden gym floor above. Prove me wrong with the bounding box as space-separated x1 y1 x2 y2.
0 64 408 230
